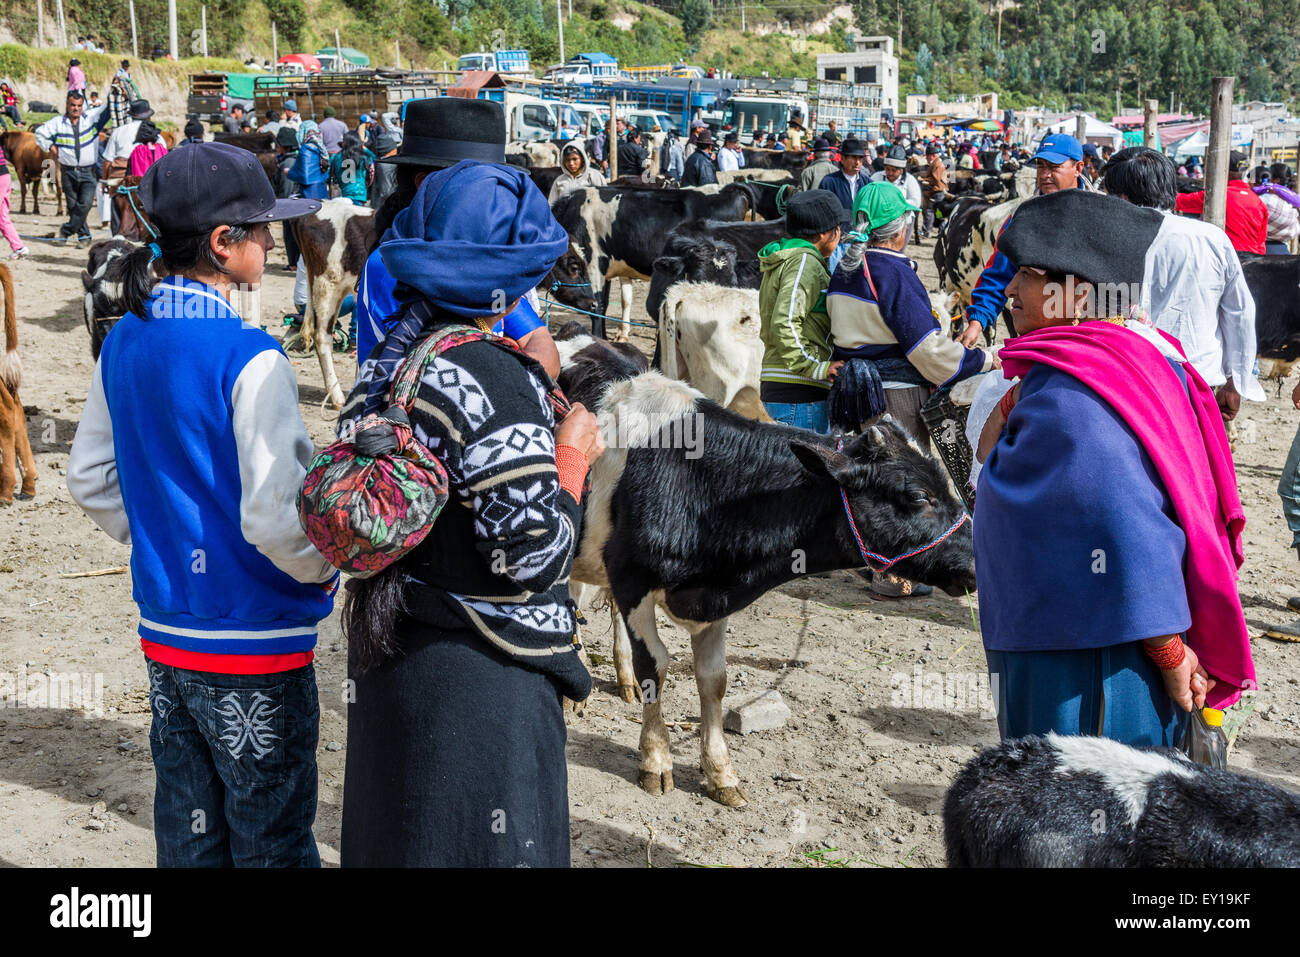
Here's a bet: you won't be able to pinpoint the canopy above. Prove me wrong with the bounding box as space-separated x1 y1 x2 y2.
278 53 321 73
939 118 1003 131
316 47 370 67
1170 129 1208 161
1043 115 1125 147
1122 129 1160 151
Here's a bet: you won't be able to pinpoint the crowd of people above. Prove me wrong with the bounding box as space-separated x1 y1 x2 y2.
0 77 1288 867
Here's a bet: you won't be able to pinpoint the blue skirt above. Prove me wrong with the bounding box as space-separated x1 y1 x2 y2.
986 641 1184 747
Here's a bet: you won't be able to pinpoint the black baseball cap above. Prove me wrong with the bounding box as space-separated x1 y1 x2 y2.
138 142 320 236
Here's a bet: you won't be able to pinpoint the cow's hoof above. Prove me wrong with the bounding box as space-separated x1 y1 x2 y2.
562 695 588 717
617 681 642 704
638 768 674 796
612 334 629 344
14 491 34 501
706 783 749 808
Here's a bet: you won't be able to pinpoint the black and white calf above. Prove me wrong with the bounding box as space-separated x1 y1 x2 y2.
558 333 976 807
645 218 783 324
81 238 137 360
945 734 1300 867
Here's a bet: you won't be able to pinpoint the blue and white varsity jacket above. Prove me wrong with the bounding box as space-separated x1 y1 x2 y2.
68 277 336 674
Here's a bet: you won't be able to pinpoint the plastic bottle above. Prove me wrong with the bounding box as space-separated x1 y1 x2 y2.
1178 707 1228 770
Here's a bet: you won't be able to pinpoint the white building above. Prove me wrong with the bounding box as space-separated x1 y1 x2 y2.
816 35 899 116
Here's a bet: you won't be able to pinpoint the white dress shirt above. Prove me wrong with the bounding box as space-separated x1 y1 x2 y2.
102 119 142 164
869 169 923 210
718 146 744 172
1141 210 1263 400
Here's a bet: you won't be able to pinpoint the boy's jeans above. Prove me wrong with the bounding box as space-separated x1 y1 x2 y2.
146 658 321 867
763 400 829 434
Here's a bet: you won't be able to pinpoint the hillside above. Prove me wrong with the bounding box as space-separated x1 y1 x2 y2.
0 0 1286 116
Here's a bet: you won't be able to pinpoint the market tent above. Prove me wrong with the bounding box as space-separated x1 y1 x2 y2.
278 53 321 74
1042 115 1125 148
1170 129 1209 161
1122 129 1160 151
316 47 370 67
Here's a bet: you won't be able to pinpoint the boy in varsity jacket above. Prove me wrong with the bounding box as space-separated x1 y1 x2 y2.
67 143 335 867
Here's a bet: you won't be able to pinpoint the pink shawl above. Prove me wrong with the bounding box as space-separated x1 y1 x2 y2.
1000 322 1255 708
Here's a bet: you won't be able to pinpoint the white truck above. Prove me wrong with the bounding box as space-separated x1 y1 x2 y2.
500 91 584 141
720 93 811 143
813 80 883 141
457 49 532 76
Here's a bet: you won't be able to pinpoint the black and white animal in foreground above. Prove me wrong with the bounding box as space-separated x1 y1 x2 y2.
945 734 1300 867
81 238 137 360
645 218 783 324
556 329 976 807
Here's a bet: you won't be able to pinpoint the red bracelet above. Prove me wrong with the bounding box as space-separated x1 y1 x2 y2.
1143 635 1187 671
555 444 589 503
998 387 1017 420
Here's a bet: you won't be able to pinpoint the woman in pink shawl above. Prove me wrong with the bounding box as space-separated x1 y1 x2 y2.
973 188 1255 747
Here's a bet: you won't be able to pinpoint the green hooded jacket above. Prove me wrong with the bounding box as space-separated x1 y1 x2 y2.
758 238 832 390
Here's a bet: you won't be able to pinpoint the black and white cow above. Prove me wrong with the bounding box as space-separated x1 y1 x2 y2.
741 147 809 172
81 238 137 360
932 194 1023 341
1240 253 1300 364
945 734 1300 867
555 329 976 807
645 218 784 323
548 182 758 341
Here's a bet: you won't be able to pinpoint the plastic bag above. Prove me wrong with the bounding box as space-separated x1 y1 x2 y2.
1177 707 1228 770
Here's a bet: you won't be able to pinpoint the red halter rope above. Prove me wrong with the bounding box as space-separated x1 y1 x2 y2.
835 436 969 572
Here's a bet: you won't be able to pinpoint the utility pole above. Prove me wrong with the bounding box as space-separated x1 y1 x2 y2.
36 0 43 48
129 0 138 57
201 5 208 57
335 28 343 71
558 0 565 65
1204 77 1234 233
395 40 401 70
56 0 65 47
741 1 746 32
272 21 278 63
168 0 178 59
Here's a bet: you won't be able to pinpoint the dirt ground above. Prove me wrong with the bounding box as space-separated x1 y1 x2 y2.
2 203 1299 869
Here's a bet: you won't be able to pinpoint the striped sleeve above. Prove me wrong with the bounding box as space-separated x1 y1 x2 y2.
410 340 582 591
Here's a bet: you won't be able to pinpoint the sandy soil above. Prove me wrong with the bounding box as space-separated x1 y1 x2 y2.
2 205 1299 869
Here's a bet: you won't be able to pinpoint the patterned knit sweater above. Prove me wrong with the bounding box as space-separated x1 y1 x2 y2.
341 336 591 700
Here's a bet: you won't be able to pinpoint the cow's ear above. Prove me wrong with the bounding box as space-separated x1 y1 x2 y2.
653 255 686 282
789 439 853 483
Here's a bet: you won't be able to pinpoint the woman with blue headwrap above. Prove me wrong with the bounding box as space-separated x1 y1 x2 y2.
337 161 604 867
286 120 329 200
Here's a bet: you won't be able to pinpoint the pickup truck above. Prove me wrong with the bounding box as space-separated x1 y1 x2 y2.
187 72 257 123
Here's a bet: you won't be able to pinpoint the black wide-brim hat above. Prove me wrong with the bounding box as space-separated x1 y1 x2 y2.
997 189 1164 288
840 138 867 157
139 142 320 235
377 97 506 168
129 99 154 119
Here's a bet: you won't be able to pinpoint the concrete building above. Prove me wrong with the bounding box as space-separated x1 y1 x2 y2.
816 35 899 117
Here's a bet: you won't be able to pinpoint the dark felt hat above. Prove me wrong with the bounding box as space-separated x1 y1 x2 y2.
839 137 867 157
695 128 715 147
276 125 300 150
997 189 1164 288
183 118 204 139
129 99 154 120
786 190 847 238
378 97 506 169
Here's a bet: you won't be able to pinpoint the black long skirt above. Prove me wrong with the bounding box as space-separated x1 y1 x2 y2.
340 620 571 867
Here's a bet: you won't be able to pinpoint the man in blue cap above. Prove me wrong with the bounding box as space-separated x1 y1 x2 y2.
958 132 1085 346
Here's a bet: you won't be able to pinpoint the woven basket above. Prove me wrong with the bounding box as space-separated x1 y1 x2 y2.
920 388 976 513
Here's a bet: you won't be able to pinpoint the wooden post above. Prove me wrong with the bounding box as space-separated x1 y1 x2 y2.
738 112 745 141
129 0 138 58
596 95 617 339
1075 112 1086 145
1203 76 1234 233
1143 98 1158 148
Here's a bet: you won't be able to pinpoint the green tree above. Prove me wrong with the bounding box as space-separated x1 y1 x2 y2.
679 0 711 43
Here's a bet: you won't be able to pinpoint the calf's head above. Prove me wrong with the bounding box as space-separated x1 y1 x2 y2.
791 419 976 596
547 247 599 313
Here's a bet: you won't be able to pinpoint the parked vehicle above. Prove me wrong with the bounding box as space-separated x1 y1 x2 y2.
187 72 257 123
457 50 532 75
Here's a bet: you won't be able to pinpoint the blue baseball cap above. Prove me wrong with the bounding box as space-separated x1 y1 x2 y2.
1033 133 1083 164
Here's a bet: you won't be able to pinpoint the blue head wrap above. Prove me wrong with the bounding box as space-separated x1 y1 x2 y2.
380 160 567 318
351 160 569 423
